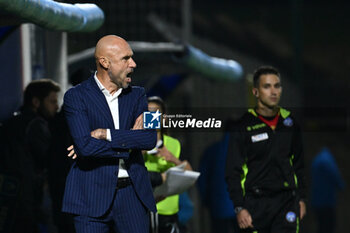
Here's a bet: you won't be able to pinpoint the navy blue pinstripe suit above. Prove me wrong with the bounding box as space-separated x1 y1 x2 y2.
62 76 157 232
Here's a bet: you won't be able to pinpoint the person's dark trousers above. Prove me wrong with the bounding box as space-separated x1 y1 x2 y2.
73 185 149 233
33 172 46 226
314 207 335 233
238 191 300 233
158 214 180 233
211 217 240 233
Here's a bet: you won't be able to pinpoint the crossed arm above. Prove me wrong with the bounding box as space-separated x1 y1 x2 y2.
64 87 156 159
67 113 145 159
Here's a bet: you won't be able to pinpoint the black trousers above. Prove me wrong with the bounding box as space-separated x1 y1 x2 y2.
239 191 300 233
211 217 240 233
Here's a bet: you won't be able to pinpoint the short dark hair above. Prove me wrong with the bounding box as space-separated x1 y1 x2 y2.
253 66 280 87
23 79 60 107
147 96 168 135
147 96 166 114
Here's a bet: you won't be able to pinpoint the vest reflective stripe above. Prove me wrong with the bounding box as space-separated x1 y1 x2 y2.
296 217 300 233
289 154 298 187
241 163 248 196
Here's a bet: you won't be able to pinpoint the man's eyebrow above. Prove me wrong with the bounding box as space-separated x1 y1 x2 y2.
122 54 133 59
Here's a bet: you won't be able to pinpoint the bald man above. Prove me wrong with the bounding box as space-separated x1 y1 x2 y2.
62 35 157 233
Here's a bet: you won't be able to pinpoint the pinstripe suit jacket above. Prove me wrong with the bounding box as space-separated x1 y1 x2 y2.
62 76 157 217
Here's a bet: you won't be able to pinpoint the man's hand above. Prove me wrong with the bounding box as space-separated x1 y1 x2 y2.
181 160 193 171
237 209 254 229
161 172 167 183
67 145 77 159
132 114 143 130
91 128 107 140
299 201 306 220
157 146 181 165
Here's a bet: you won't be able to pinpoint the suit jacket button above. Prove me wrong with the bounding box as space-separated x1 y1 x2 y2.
117 152 120 155
122 143 126 147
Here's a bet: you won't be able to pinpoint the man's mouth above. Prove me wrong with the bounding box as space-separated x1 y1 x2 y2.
126 70 133 78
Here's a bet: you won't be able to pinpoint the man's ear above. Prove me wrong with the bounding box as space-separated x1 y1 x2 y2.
252 88 259 97
32 97 40 109
98 57 109 69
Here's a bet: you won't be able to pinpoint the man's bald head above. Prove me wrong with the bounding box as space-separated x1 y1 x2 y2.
95 35 129 61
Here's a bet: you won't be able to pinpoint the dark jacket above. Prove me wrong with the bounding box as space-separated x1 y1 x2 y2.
0 107 52 232
225 108 306 208
62 76 157 217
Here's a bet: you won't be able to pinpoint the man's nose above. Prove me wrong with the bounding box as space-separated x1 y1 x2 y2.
271 87 277 95
129 58 136 68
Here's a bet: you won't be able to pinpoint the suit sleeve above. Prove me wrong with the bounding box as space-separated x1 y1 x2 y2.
109 87 157 150
225 125 247 208
291 121 307 201
64 88 117 158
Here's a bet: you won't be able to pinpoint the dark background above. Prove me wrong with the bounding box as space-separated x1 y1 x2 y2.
0 0 349 232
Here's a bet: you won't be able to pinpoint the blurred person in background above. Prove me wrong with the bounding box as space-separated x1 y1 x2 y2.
311 147 345 233
178 192 194 233
199 130 239 233
144 96 193 233
225 66 307 233
46 68 92 233
0 79 60 233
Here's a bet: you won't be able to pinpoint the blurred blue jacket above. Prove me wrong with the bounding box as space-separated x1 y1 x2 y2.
198 133 235 218
178 192 194 226
311 147 345 207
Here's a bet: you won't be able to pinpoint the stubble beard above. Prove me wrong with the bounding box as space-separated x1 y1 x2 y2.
108 71 126 89
259 98 279 111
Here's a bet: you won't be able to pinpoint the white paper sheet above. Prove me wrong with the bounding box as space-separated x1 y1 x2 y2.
153 164 200 197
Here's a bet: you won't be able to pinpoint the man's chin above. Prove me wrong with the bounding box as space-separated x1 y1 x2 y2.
264 103 279 110
123 81 131 89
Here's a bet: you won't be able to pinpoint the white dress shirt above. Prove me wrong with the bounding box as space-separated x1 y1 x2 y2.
94 73 129 178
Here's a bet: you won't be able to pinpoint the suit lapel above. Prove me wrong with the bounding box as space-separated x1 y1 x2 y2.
118 88 131 130
85 76 115 128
